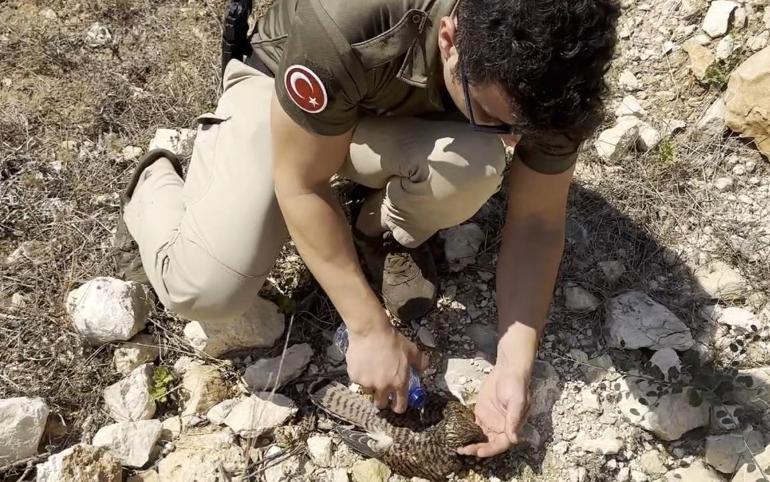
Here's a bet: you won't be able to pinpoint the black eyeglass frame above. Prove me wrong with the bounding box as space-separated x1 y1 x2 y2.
461 69 515 135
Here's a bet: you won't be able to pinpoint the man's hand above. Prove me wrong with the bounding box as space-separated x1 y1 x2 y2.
457 363 530 457
346 321 428 414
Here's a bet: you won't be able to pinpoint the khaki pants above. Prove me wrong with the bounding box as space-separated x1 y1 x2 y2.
124 61 505 323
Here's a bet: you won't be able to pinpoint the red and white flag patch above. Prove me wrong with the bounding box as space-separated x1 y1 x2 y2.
284 64 328 114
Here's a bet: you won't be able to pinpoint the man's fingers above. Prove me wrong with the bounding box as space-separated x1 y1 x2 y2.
457 436 510 458
392 384 408 414
505 393 529 443
373 388 390 410
406 341 429 372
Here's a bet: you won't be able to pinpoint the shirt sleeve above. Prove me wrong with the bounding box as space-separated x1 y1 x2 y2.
274 0 366 136
516 132 583 175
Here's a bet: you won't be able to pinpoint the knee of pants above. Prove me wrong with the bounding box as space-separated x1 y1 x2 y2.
153 252 265 324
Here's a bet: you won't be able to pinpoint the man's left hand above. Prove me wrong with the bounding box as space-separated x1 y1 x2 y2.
457 363 530 457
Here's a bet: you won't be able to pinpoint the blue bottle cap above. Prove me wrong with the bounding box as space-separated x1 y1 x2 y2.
408 386 427 409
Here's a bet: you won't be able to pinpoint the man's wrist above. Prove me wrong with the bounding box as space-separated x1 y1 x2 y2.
497 322 540 375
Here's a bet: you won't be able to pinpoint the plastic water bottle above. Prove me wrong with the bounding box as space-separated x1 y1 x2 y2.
334 324 427 409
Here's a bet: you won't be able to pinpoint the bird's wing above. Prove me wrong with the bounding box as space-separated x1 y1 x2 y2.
333 426 393 459
308 379 388 433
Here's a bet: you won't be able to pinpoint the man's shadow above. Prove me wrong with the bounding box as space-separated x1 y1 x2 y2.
461 180 768 480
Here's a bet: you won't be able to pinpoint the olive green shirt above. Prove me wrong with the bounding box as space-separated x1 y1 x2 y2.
250 0 580 174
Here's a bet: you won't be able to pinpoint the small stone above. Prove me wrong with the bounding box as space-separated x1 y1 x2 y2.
715 34 735 60
569 467 588 482
158 428 246 481
713 177 734 192
39 7 58 19
416 326 436 348
576 428 624 454
580 390 602 414
92 420 162 467
5 240 53 266
733 7 747 29
352 459 391 482
618 467 631 481
223 393 297 438
748 31 769 52
637 124 662 151
86 22 112 47
244 343 313 391
697 97 727 137
615 95 646 118
66 277 151 344
564 283 601 311
330 468 350 482
36 444 122 482
599 260 626 283
160 416 182 441
683 39 717 81
640 450 668 475
694 261 749 301
705 429 765 474
606 291 694 350
149 128 196 157
649 348 682 380
184 297 285 357
595 117 641 162
619 70 641 91
206 398 240 426
631 470 648 482
307 435 334 468
114 334 160 375
665 459 722 481
702 0 738 38
181 363 228 417
122 146 143 161
441 357 493 405
103 363 156 422
440 223 485 272
0 397 49 465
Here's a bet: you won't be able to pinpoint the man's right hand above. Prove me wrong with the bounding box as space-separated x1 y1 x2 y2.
346 318 428 414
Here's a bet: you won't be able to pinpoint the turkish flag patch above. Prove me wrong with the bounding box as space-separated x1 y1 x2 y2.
284 64 328 114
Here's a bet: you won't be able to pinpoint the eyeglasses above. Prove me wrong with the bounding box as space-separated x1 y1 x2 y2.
461 69 515 135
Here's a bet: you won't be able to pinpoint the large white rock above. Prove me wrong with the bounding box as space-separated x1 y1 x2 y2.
725 47 770 158
618 375 710 441
694 261 749 301
36 444 122 482
66 277 151 344
440 223 485 272
307 435 334 468
181 363 228 417
92 419 162 468
157 428 246 481
703 305 759 332
594 117 640 162
103 363 156 422
440 356 494 405
665 459 722 481
244 343 313 391
184 297 285 357
114 334 160 375
564 283 600 311
606 291 694 350
223 393 297 438
705 429 765 474
0 397 49 465
649 348 682 381
731 443 770 482
702 0 738 38
206 398 241 425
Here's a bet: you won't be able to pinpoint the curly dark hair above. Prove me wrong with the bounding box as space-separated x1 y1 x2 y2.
456 0 620 138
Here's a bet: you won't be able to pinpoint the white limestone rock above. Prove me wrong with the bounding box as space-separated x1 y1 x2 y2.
440 223 485 272
149 128 196 157
576 429 624 455
619 70 641 91
36 444 122 482
683 39 717 81
92 419 162 468
606 291 694 350
184 297 285 357
103 363 156 422
649 348 682 380
637 124 662 151
665 459 722 481
705 429 765 474
223 393 297 438
599 260 626 283
66 277 151 344
0 397 49 465
114 334 160 375
122 146 143 161
615 95 646 118
86 22 112 47
244 343 313 391
702 0 738 38
731 443 770 481
694 261 750 301
206 398 241 425
595 117 640 162
441 356 494 405
307 435 334 468
716 34 735 60
157 428 246 481
564 283 601 311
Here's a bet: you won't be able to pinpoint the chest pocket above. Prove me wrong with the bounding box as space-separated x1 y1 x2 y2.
350 9 428 70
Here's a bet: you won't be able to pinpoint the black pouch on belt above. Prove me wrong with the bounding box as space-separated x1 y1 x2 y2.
221 0 253 77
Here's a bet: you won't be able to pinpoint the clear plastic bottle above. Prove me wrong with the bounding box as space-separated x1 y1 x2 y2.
334 324 427 409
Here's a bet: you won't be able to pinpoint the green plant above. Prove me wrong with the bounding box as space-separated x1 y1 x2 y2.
150 366 176 403
657 137 677 165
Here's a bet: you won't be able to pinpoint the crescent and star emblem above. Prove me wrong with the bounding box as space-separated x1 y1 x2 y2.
284 65 328 114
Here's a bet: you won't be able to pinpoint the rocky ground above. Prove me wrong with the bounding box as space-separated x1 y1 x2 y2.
1 0 769 480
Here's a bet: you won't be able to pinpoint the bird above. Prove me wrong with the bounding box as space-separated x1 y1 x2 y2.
308 378 486 481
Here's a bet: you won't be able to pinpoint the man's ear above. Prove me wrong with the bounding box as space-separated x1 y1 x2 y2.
437 16 458 61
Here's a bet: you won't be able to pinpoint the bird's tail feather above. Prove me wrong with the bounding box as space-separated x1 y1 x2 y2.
308 379 385 432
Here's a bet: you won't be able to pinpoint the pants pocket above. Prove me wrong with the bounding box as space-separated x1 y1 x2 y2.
183 113 231 206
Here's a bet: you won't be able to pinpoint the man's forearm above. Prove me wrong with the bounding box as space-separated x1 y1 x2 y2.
277 186 387 333
495 220 565 371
